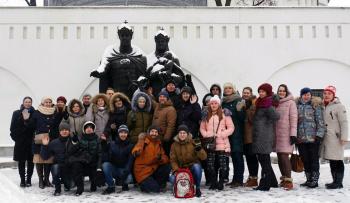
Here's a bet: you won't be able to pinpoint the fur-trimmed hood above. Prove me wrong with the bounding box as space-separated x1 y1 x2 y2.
173 132 193 144
91 93 109 113
109 92 131 113
131 91 152 113
67 99 85 117
296 96 322 108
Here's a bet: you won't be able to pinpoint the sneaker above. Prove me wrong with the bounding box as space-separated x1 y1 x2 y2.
244 177 258 187
102 187 115 195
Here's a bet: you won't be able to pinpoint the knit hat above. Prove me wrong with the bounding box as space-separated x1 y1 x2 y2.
209 95 221 105
57 96 67 104
41 96 53 105
158 90 169 99
223 82 236 92
59 122 70 131
177 124 189 134
118 125 129 134
83 121 96 132
181 86 193 95
300 87 311 96
258 83 273 97
147 125 160 134
324 85 336 96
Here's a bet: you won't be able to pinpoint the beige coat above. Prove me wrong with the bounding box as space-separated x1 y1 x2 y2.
320 98 348 160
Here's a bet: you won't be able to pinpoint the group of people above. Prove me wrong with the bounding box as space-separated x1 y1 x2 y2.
10 79 348 198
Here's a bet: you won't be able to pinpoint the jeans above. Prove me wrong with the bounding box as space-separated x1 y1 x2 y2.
51 163 71 190
169 163 202 189
102 162 133 187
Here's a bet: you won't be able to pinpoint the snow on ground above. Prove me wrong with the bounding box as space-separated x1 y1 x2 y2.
0 164 349 203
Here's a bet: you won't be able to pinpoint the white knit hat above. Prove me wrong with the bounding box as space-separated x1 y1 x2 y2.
209 95 221 105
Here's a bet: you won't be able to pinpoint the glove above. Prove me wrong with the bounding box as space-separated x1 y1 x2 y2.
90 70 100 78
193 138 202 151
290 136 298 145
72 132 79 143
314 136 322 145
95 169 105 187
185 74 192 83
22 109 30 120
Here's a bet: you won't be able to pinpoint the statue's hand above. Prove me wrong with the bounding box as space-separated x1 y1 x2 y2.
90 70 100 78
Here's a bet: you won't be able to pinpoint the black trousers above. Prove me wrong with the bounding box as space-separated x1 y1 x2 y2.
330 160 345 174
298 143 320 173
243 144 259 177
18 161 34 181
257 154 277 188
71 162 97 192
207 151 229 183
139 164 171 193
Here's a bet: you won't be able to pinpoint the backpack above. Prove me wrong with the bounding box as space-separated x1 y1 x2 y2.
173 168 195 198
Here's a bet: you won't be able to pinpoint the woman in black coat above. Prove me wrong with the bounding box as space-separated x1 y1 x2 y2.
176 86 201 138
10 96 35 187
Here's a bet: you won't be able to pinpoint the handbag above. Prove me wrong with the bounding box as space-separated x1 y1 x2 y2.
201 120 220 152
290 147 304 173
34 133 49 145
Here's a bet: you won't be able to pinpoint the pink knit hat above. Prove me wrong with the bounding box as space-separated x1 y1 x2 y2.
324 85 336 96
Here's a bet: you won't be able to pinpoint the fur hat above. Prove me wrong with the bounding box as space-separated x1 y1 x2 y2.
300 87 311 96
41 96 53 105
223 82 236 92
258 83 273 97
324 85 336 96
57 96 67 104
59 122 70 131
209 95 221 105
118 125 129 134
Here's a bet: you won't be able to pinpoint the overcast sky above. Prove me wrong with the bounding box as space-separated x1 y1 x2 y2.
0 0 349 6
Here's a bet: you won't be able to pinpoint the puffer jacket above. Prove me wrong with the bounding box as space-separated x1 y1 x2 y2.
170 133 207 172
296 97 325 143
275 94 298 153
60 99 86 137
152 100 177 142
200 109 235 153
320 98 348 160
127 91 153 144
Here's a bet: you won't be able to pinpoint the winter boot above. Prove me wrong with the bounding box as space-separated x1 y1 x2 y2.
254 175 270 191
54 187 61 196
307 171 319 188
36 164 44 189
282 178 293 190
102 187 115 195
279 176 286 187
244 176 258 187
195 188 202 197
300 172 311 187
326 172 344 189
325 171 336 188
217 179 224 191
122 184 129 191
26 161 34 187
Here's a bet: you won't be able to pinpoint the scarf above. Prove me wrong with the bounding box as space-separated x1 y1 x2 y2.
255 96 273 109
222 93 241 104
37 105 55 115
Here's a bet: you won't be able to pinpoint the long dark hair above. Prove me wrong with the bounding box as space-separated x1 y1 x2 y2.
278 84 289 97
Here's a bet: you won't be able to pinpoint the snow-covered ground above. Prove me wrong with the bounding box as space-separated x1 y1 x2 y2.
0 163 349 203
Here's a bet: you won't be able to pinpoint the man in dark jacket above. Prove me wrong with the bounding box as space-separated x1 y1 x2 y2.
66 121 102 196
40 122 72 196
101 125 134 194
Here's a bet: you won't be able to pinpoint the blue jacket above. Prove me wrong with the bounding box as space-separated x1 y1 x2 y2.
296 97 325 143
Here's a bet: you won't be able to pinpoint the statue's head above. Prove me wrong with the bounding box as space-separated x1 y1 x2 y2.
154 29 170 53
117 21 133 47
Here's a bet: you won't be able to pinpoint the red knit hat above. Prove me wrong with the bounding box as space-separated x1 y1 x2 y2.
56 96 67 104
258 83 273 96
324 85 336 96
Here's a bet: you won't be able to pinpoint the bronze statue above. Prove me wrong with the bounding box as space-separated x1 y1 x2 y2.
90 21 147 99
